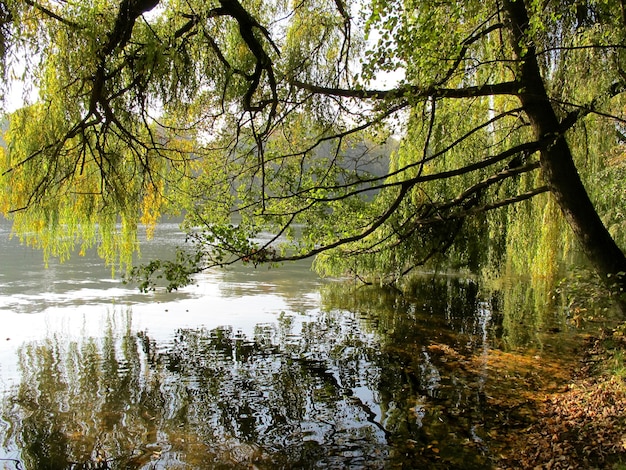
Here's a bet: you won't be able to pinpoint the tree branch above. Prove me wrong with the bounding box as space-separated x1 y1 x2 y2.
24 0 80 28
291 80 521 101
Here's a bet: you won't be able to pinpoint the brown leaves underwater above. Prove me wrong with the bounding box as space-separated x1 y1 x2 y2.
494 334 626 470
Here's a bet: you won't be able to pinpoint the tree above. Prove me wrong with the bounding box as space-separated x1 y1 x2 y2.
0 0 625 291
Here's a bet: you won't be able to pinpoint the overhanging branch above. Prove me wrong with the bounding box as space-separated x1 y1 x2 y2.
24 0 81 28
291 79 521 101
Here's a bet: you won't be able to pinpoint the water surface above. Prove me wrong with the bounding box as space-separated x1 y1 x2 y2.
0 222 578 469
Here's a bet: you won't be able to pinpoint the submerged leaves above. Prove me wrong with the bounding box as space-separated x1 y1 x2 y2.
496 335 626 469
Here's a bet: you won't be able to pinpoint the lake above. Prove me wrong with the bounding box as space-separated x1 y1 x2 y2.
0 221 582 469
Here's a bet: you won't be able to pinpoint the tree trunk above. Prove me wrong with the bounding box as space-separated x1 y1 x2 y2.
503 0 626 289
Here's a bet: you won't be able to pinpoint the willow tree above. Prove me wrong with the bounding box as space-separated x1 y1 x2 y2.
0 0 625 290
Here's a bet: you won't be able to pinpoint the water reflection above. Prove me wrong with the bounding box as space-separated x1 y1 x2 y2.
0 279 512 469
0 221 580 469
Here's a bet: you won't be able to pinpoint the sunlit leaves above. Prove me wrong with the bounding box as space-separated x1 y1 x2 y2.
361 1 493 86
284 0 354 85
1 0 626 289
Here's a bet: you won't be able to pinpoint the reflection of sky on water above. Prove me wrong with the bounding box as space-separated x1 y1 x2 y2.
0 221 322 391
0 220 572 469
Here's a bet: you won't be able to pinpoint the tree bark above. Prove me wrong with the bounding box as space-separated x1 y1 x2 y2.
503 0 626 288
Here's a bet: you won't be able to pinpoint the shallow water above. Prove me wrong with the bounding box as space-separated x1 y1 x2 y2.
0 221 580 469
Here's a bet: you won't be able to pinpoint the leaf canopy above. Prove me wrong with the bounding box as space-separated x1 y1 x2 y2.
0 0 625 289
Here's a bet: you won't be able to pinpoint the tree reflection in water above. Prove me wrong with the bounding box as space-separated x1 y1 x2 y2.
1 276 571 469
